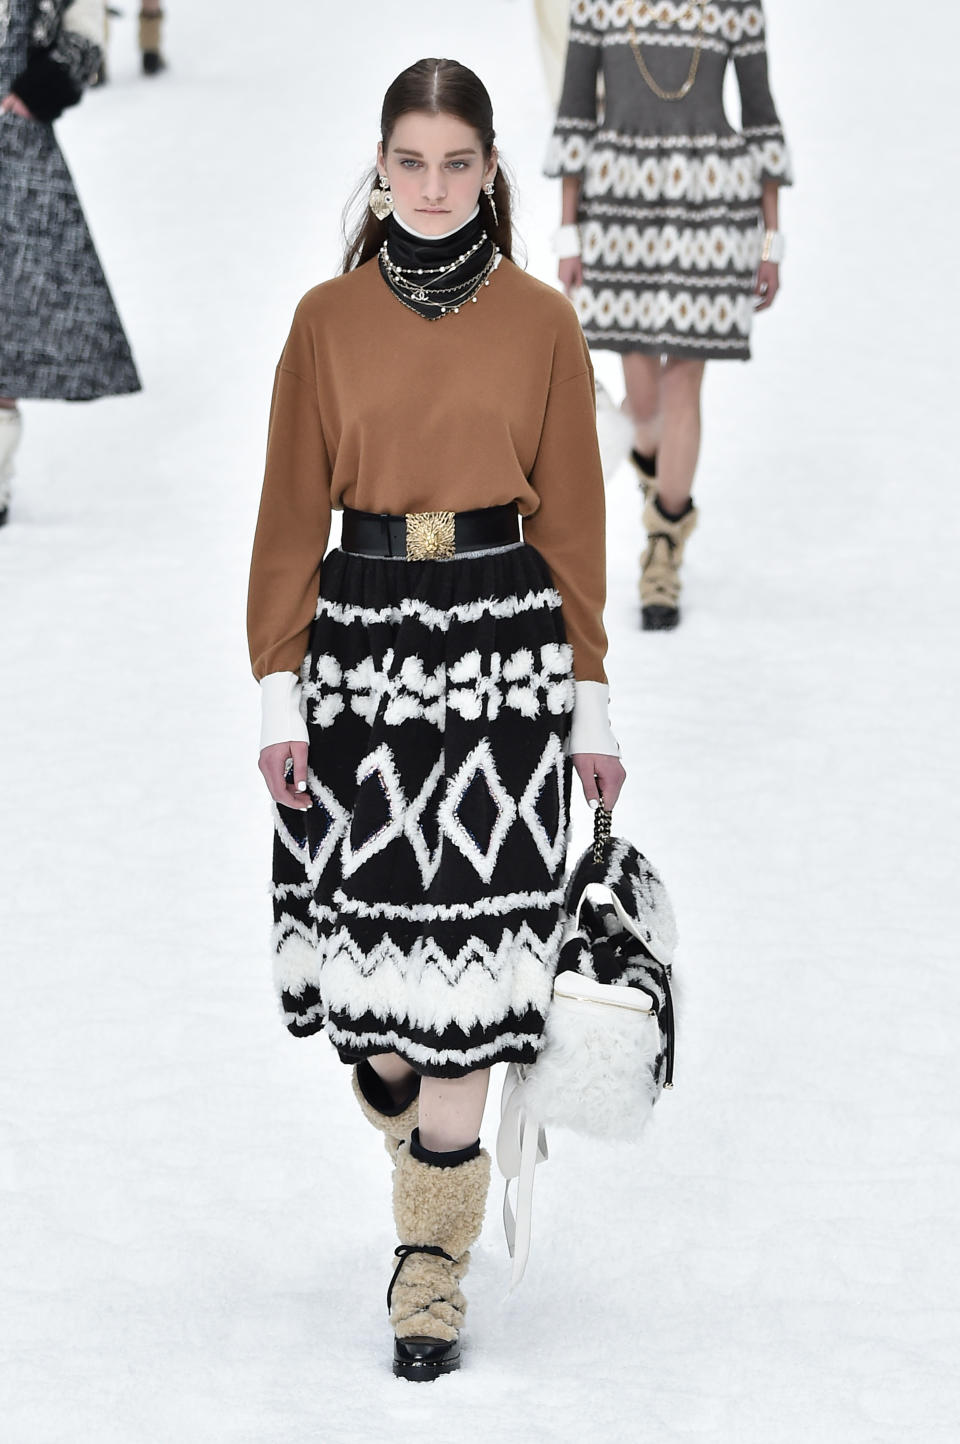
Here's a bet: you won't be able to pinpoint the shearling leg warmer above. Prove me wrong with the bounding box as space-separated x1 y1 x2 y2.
0 408 22 523
351 1061 420 1161
388 1131 491 1345
640 492 698 629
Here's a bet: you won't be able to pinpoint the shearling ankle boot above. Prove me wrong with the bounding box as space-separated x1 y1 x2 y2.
0 407 22 526
640 492 698 630
139 10 166 74
388 1130 491 1380
351 1061 420 1161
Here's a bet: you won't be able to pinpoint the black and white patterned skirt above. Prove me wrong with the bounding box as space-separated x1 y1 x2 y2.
271 542 574 1078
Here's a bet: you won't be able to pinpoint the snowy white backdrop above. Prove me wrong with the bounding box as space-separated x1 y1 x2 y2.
1 1 958 1440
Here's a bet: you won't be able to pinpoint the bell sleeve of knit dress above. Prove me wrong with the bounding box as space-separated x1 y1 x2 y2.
523 312 618 758
543 0 602 178
731 1 793 186
247 306 333 749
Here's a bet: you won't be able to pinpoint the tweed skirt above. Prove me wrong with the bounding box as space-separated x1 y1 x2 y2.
270 543 575 1078
0 112 141 400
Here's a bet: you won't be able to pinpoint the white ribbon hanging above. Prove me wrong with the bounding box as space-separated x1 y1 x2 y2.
496 1062 549 1290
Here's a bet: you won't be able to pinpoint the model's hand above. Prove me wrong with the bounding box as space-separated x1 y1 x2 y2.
572 753 626 812
558 256 583 294
754 260 780 311
1 93 35 120
259 741 312 810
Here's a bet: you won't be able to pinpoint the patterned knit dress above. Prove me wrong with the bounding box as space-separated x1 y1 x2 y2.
545 0 792 360
0 0 140 399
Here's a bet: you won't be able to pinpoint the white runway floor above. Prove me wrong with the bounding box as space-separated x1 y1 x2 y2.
1 3 958 1440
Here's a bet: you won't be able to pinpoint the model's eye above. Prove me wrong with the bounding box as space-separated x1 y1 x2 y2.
448 160 471 171
399 159 421 169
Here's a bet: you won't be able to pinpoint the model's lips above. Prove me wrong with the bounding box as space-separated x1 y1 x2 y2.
417 208 450 214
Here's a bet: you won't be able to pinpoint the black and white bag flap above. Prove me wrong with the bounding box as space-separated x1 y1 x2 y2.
517 834 679 1141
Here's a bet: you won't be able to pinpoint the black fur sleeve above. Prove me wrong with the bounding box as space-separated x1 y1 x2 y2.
11 49 82 124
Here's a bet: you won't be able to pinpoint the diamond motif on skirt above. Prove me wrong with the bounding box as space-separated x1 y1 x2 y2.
341 744 408 877
438 738 517 884
274 775 351 885
519 734 568 872
403 757 445 887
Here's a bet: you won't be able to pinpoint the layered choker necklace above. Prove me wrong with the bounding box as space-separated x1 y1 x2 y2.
379 209 500 321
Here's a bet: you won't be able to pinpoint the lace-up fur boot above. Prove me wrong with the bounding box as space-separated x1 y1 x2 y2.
388 1131 491 1379
640 492 698 630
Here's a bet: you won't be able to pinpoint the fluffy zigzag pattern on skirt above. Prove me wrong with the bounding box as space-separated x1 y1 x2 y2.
271 545 575 1078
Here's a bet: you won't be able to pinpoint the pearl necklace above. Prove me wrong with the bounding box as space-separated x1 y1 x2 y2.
379 235 500 320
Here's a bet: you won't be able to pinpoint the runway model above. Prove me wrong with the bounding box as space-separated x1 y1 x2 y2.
248 57 624 1380
0 0 141 525
547 0 792 627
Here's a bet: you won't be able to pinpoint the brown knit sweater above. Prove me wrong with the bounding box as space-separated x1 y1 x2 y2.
247 256 608 683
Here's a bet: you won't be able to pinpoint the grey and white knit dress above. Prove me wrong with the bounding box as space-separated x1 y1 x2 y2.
0 0 140 400
545 0 792 360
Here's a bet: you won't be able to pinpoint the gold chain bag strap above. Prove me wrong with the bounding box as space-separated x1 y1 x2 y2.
593 799 612 864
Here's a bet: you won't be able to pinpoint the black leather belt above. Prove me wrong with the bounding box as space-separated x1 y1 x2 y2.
341 503 520 561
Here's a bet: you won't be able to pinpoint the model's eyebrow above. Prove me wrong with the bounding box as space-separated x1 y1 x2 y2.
392 148 479 158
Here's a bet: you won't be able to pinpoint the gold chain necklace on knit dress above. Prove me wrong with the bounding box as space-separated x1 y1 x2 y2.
628 2 705 101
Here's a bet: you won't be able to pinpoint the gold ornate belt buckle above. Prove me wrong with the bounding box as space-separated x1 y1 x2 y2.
405 510 456 561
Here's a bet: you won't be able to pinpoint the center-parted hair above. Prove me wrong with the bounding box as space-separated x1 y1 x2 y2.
342 58 515 272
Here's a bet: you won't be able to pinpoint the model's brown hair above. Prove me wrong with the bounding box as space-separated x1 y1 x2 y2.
342 58 515 272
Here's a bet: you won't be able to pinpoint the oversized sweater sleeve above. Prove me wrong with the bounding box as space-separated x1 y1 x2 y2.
247 306 332 680
523 316 608 687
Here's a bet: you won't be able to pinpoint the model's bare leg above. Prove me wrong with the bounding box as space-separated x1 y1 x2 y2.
367 1050 418 1105
418 1068 490 1152
655 358 706 514
621 351 663 459
638 357 705 630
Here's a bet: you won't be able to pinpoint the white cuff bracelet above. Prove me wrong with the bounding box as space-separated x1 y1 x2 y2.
552 224 582 260
761 229 785 264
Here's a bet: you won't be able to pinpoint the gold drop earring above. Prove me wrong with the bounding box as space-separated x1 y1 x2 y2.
483 180 498 228
369 174 394 220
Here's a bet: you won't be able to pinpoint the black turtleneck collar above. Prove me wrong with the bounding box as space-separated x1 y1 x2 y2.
379 210 497 320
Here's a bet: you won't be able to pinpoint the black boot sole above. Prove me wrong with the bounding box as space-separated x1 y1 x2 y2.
142 52 166 75
642 604 680 631
393 1335 461 1380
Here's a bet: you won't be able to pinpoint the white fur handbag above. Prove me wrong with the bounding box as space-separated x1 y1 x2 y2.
497 807 678 1287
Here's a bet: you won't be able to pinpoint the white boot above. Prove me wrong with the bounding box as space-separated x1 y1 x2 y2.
0 408 22 525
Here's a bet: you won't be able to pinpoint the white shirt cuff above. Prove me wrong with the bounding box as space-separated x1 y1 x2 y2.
259 671 309 751
568 680 620 757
